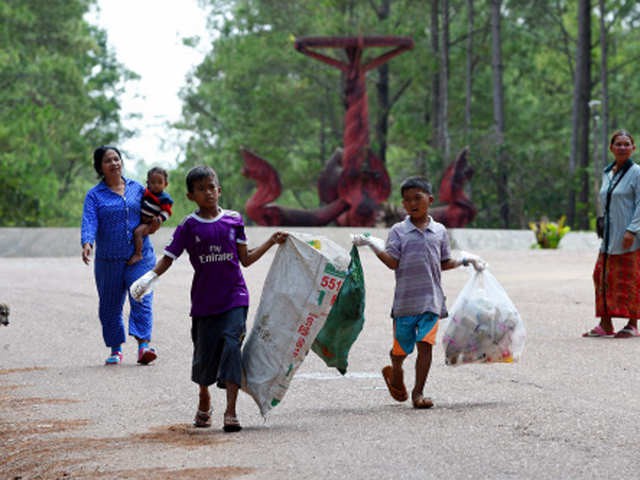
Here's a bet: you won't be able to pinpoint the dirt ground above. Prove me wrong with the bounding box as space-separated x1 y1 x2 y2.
2 243 640 479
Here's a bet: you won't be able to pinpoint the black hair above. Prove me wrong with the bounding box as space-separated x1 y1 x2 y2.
186 165 218 193
147 166 168 182
610 129 635 147
93 145 123 178
400 176 432 196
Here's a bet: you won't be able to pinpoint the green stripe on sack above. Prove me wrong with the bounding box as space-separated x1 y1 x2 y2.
324 263 347 278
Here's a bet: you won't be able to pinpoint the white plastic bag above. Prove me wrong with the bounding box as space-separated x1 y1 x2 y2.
442 269 525 366
242 232 350 416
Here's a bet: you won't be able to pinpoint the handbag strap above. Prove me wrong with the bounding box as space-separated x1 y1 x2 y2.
603 159 633 251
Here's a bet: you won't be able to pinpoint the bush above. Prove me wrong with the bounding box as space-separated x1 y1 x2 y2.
529 216 570 249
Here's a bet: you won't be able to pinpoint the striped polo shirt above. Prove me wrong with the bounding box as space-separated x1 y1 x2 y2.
385 216 451 318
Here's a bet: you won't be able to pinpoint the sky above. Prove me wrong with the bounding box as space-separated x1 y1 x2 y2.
88 0 211 176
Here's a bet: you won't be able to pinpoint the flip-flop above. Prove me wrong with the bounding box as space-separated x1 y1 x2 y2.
412 394 434 409
193 408 212 428
223 414 242 433
381 365 408 402
614 325 640 338
582 325 614 338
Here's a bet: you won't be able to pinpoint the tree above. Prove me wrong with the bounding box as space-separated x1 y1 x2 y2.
370 0 413 165
490 0 508 228
594 0 607 216
440 0 451 161
430 0 442 152
464 0 475 139
0 0 132 226
568 0 591 229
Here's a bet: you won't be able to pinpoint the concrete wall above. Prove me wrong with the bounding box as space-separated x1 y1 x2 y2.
0 227 601 257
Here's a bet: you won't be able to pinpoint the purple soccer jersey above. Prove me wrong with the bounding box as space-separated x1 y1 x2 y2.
164 209 249 317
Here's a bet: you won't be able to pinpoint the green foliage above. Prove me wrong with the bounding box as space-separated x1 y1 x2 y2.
0 0 132 226
6 0 640 229
529 216 571 249
179 0 608 228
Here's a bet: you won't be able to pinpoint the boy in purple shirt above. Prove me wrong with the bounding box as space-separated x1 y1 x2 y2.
353 176 484 409
130 165 287 432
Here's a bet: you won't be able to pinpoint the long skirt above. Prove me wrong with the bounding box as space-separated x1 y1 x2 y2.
593 249 640 318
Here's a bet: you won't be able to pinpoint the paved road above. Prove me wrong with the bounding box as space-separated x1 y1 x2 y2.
1 245 639 479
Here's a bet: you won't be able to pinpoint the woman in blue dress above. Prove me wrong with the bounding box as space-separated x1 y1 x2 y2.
81 146 159 365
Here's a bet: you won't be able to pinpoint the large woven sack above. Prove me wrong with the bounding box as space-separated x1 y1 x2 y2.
242 233 350 416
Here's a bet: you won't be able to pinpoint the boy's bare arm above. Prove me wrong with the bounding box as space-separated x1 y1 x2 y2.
442 253 486 272
153 255 174 276
441 258 461 271
238 231 288 267
375 251 399 270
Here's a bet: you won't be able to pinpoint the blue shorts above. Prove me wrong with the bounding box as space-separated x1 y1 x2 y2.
392 312 439 356
191 307 247 388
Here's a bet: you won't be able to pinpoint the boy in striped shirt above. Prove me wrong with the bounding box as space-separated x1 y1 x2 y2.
353 176 485 409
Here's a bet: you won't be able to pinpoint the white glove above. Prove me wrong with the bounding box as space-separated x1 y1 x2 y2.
130 271 158 301
351 233 385 254
460 252 487 272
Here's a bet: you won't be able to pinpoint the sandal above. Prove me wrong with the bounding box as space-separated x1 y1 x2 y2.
193 408 212 428
614 325 640 338
582 325 614 338
412 394 434 409
137 346 157 365
223 414 242 433
105 351 123 365
381 365 408 402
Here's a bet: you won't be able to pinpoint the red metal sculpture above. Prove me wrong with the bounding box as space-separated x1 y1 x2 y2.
295 36 413 226
241 148 349 226
432 147 477 226
243 36 413 227
379 147 477 227
241 36 476 229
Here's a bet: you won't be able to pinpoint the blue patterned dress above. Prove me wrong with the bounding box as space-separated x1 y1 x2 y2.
81 178 156 347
